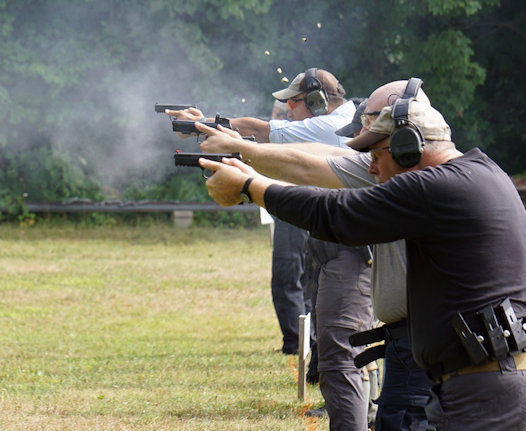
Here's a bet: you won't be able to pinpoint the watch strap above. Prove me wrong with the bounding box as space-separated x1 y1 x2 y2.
240 177 255 203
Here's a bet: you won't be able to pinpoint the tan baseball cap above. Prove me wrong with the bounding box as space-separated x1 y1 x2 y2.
272 69 346 101
349 101 452 152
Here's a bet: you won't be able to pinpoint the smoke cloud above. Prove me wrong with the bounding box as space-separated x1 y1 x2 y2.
7 2 270 196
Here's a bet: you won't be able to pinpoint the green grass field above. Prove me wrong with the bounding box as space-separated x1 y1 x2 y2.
0 224 326 430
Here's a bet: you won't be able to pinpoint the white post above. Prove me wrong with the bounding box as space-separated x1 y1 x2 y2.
297 312 311 400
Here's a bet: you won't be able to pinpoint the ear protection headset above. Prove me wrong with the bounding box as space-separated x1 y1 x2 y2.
303 68 329 116
389 77 424 168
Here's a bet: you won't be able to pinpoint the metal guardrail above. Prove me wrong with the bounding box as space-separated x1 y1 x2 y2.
2 185 525 214
1 201 260 213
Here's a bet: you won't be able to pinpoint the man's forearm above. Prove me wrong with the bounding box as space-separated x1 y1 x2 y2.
229 117 270 143
196 121 351 188
281 142 353 157
237 142 345 188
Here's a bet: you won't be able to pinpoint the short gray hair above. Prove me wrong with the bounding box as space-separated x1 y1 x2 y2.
424 140 456 152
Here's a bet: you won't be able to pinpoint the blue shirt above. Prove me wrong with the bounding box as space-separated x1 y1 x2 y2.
269 100 355 147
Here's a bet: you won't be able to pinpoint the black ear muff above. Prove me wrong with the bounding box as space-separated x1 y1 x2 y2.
389 78 424 168
304 68 329 116
389 122 424 168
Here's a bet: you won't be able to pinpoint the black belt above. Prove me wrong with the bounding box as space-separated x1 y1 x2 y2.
427 355 471 381
350 320 408 368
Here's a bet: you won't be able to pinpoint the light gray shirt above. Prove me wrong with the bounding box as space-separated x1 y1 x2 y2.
327 153 408 323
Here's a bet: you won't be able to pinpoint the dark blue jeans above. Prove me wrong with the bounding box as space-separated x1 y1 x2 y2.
375 336 433 431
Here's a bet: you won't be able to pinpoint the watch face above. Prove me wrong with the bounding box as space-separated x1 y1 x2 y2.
240 192 252 204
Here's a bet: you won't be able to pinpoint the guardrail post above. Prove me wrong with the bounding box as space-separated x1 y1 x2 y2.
172 210 193 228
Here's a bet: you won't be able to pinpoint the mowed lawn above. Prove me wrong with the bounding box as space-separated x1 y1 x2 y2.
0 224 326 430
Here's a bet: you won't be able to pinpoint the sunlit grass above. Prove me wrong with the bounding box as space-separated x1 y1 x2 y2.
0 224 326 430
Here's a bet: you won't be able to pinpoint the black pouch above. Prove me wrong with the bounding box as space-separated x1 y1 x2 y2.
451 297 526 365
451 312 489 365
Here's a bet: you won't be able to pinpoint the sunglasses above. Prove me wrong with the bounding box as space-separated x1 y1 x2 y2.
289 97 305 104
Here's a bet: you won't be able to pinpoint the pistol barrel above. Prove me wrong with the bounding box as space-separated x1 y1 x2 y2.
155 103 196 113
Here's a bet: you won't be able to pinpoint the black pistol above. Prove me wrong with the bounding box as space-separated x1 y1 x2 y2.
172 114 231 135
154 103 196 113
174 151 242 178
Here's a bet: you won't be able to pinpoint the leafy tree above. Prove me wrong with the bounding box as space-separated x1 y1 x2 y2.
462 0 526 173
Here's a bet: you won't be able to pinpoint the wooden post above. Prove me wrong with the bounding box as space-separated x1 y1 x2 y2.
298 312 311 400
172 210 193 228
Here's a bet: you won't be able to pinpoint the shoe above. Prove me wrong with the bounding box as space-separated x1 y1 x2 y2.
305 406 327 418
282 347 298 355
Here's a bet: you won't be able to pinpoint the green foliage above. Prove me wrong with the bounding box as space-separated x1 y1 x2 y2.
0 189 33 222
1 147 103 202
407 29 486 117
461 0 526 172
0 146 104 222
123 171 209 202
424 0 500 16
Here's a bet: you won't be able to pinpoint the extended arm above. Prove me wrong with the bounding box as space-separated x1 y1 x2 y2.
165 108 270 142
200 156 384 246
195 123 350 188
229 117 270 143
201 156 428 248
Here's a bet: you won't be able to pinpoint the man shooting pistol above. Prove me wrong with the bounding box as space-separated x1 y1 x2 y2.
165 105 272 143
158 104 255 141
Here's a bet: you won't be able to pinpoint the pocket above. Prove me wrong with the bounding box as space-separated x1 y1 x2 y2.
316 251 372 329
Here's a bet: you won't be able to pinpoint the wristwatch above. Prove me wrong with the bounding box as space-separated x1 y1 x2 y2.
240 177 255 204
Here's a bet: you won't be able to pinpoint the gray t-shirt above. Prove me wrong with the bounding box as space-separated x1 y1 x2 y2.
327 154 408 323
